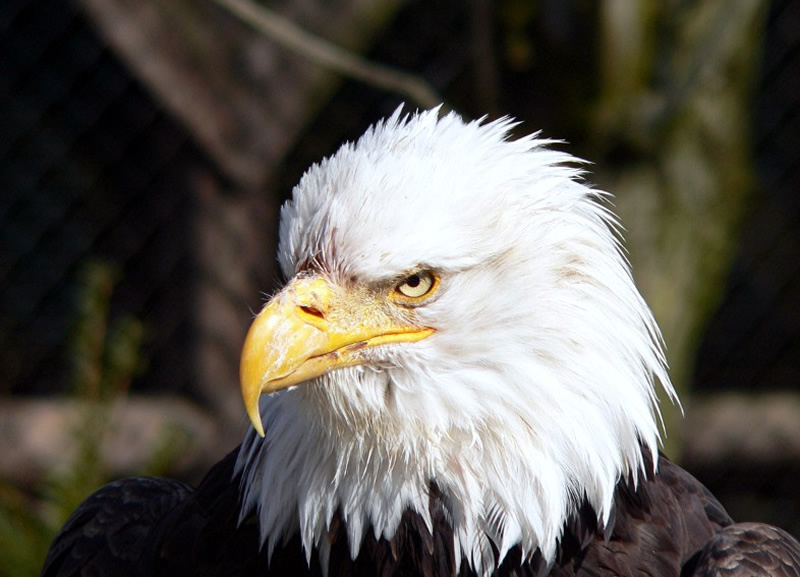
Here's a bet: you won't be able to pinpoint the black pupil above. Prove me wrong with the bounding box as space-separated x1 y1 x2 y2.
406 274 421 288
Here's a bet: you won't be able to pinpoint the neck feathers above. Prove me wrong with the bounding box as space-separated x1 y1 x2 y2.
236 368 665 576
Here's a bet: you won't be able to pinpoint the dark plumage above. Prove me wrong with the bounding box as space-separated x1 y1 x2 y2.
42 450 800 576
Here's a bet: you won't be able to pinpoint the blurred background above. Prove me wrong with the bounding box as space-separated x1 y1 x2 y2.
1 0 798 574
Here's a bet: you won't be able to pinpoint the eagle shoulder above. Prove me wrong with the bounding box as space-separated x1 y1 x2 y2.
557 455 800 577
554 455 731 577
683 523 800 577
40 476 192 577
40 450 264 577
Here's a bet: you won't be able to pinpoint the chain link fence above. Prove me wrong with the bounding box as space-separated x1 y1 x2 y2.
688 0 800 538
693 0 800 394
2 0 200 398
1 0 799 533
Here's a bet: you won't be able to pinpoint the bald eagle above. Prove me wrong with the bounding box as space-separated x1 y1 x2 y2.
42 108 800 577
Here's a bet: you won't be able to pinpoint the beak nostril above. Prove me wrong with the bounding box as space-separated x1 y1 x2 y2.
299 305 325 320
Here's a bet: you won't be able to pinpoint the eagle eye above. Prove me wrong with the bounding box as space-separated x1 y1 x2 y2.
394 270 438 301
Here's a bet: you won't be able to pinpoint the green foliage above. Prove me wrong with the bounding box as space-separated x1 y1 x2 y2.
70 260 146 402
0 482 52 577
0 260 149 577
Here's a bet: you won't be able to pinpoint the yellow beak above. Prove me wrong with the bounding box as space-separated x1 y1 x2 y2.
240 275 434 436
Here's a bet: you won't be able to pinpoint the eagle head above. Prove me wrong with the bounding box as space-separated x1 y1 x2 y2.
236 107 675 573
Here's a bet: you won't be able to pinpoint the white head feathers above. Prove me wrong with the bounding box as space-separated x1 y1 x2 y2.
237 107 676 576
